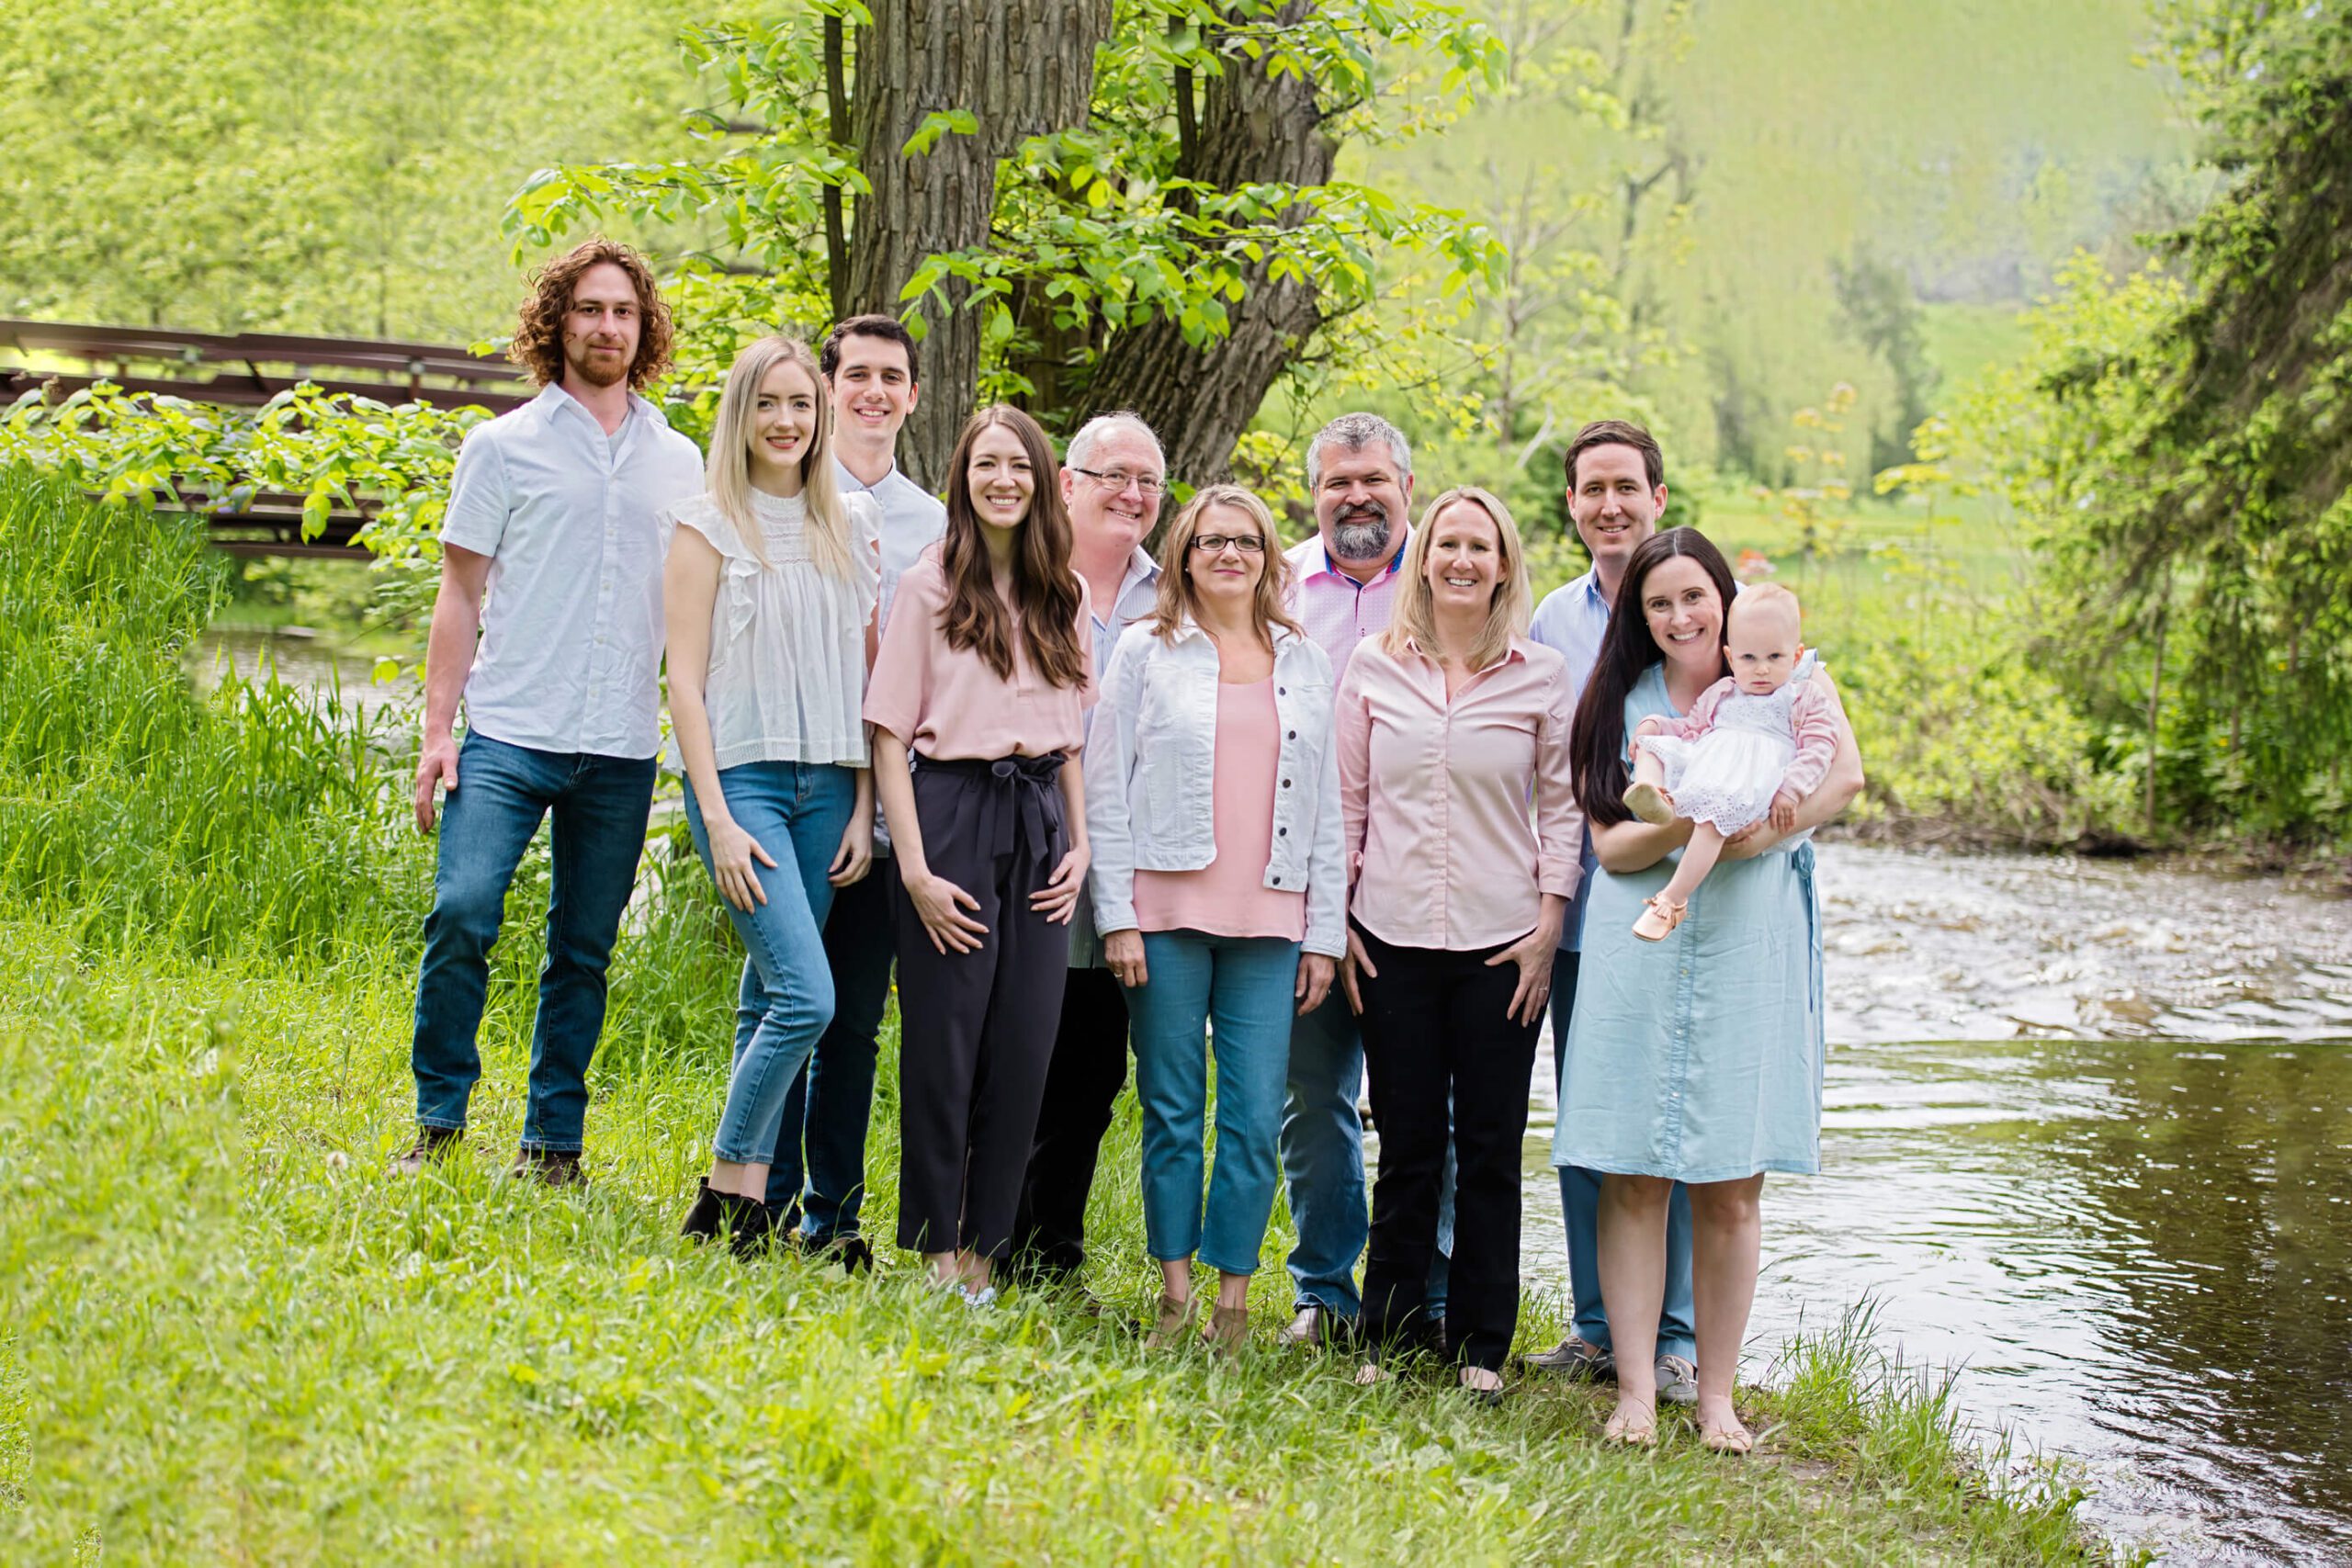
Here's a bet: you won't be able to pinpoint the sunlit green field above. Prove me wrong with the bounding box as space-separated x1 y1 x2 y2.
0 472 2099 1559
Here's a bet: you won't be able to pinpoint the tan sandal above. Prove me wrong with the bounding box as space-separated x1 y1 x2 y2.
1632 895 1688 942
1199 1303 1249 1355
1144 1292 1194 1348
1603 1399 1658 1447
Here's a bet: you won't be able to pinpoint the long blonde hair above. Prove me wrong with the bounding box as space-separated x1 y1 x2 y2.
1147 483 1300 649
1381 486 1532 671
707 334 854 579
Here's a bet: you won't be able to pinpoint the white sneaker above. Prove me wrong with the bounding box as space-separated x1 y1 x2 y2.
1655 1354 1698 1405
962 1283 999 1311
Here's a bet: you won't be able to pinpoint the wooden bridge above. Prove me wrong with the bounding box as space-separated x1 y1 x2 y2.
3 319 529 559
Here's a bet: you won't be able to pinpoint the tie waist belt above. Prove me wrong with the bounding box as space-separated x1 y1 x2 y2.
912 751 1066 862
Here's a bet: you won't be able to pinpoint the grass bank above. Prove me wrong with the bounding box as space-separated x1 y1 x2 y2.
0 470 2097 1560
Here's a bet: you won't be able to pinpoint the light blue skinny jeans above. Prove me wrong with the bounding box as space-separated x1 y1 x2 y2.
682 761 855 1167
1128 932 1301 1276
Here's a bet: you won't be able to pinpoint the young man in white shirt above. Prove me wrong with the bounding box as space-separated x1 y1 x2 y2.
399 240 704 1184
762 315 947 1269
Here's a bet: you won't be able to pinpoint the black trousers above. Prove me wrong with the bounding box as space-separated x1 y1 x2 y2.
1010 964 1132 1278
892 754 1071 1258
1355 923 1543 1372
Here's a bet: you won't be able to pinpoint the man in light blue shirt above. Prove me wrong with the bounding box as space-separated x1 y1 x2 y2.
1522 418 1700 1401
763 314 947 1269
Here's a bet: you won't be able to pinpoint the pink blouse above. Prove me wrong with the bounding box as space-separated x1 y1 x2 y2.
863 555 1096 760
1132 679 1306 942
1337 635 1583 952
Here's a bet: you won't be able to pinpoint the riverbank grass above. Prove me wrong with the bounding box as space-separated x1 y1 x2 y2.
0 916 2093 1563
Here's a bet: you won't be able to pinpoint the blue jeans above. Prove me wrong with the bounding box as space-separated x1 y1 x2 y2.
765 859 898 1233
412 732 655 1153
1128 932 1299 1276
683 762 857 1166
1282 990 1453 1318
1551 967 1696 1361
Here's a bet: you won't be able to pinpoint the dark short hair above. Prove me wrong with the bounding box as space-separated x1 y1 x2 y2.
820 314 920 382
1564 418 1665 491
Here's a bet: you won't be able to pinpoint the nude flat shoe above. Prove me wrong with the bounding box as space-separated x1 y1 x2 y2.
1199 1303 1249 1356
1632 895 1688 942
1623 781 1676 826
1145 1292 1194 1348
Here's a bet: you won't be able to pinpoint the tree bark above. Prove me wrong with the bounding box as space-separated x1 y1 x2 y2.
1083 3 1338 497
847 0 1111 490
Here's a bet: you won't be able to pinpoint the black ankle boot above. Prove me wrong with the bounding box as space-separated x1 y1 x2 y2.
681 1177 729 1241
720 1190 773 1258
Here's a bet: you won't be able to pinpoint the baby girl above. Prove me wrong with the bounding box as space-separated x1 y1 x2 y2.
1623 582 1838 942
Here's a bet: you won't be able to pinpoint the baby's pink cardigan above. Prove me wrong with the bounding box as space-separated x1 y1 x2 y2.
1652 672 1841 799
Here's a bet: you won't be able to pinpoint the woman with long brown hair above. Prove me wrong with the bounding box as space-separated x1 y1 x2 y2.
1084 484 1343 1350
863 404 1093 1304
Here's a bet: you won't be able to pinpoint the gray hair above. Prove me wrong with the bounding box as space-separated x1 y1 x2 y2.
1306 412 1412 491
1065 411 1165 476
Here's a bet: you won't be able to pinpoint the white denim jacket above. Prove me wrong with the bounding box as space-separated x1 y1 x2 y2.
1084 617 1347 958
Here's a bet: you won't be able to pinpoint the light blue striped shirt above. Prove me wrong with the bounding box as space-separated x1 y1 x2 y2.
1527 569 1613 953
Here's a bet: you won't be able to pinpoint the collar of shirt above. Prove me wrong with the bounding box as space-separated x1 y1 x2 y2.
1396 633 1531 677
535 380 660 437
1165 614 1305 652
1093 545 1160 627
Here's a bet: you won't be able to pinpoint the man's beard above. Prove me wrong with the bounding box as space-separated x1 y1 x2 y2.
1329 504 1393 562
566 343 630 389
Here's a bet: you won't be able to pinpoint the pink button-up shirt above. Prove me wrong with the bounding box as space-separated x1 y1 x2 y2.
1336 633 1584 951
864 555 1095 760
1283 530 1408 679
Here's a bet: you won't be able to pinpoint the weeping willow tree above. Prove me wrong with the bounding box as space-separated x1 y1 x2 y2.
2034 6 2352 840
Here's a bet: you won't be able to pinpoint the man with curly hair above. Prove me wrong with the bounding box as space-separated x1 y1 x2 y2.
396 239 703 1185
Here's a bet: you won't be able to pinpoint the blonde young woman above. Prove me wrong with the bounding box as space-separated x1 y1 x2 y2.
665 334 881 1253
1335 487 1583 1399
1085 485 1343 1350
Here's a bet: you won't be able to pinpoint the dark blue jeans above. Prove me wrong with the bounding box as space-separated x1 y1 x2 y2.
763 856 899 1234
411 732 656 1154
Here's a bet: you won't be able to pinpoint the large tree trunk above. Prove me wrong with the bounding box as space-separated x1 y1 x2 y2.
1085 4 1338 494
848 0 1111 490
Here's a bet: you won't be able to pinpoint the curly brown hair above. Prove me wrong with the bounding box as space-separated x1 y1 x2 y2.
506 239 674 392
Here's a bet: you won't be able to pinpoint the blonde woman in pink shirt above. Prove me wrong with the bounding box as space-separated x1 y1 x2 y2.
1335 486 1584 1400
1086 485 1344 1351
864 405 1094 1305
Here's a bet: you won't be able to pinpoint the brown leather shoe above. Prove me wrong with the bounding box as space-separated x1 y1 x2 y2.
509 1147 585 1188
392 1125 462 1175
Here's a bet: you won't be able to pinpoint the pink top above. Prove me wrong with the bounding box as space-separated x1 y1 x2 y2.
1337 635 1584 952
1132 679 1306 942
1283 530 1408 680
1652 671 1841 799
863 555 1096 759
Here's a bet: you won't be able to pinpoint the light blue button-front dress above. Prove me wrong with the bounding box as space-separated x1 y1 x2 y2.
1553 663 1826 1183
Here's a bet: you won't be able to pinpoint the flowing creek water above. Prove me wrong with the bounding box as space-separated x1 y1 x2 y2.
1508 844 2352 1564
194 633 2347 1560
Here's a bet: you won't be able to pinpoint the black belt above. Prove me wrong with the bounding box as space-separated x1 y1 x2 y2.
912 751 1065 861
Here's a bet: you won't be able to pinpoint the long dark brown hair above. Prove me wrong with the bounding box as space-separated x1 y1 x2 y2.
507 238 674 392
1569 527 1738 827
937 405 1089 689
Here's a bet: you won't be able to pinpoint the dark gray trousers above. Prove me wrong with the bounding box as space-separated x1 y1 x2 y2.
893 753 1071 1258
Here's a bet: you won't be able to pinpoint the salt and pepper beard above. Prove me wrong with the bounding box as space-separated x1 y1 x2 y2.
1329 501 1395 564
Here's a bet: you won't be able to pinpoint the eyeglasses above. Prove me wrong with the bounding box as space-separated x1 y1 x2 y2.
1069 466 1167 499
1192 533 1266 555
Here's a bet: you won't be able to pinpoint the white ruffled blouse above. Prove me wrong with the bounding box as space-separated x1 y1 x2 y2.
663 488 881 771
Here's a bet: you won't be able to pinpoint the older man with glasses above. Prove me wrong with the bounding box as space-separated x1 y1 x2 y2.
1007 411 1169 1292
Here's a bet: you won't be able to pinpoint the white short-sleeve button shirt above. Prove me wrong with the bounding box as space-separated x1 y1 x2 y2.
438 383 705 759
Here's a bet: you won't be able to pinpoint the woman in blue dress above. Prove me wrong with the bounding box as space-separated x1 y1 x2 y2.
1554 529 1862 1451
